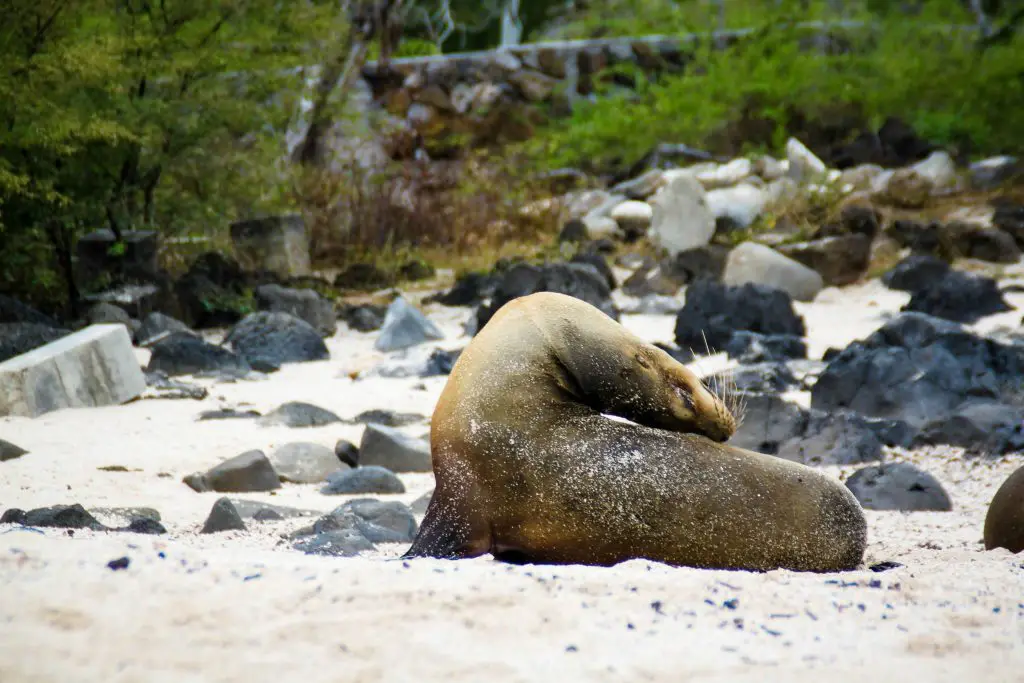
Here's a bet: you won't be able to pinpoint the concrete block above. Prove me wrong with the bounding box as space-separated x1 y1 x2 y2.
0 324 146 418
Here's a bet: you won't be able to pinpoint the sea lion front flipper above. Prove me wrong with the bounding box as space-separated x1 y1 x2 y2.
402 494 490 560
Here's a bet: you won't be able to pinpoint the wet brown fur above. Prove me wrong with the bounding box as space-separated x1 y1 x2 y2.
405 292 866 571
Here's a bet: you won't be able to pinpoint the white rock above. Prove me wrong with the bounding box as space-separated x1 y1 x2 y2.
375 297 444 353
910 151 959 190
648 173 716 256
581 214 620 238
610 200 654 231
786 138 827 182
723 242 824 302
694 158 753 189
0 324 146 418
565 190 613 219
705 183 768 228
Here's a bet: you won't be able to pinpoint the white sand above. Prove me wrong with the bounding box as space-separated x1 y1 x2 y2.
1 280 1023 682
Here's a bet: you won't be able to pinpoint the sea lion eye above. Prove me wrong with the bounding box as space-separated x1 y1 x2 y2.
635 353 651 369
675 385 694 411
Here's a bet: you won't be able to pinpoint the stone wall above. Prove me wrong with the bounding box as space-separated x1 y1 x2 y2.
356 22 865 150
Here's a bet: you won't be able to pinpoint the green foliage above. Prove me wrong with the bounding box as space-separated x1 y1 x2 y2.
0 0 347 312
525 1 1024 174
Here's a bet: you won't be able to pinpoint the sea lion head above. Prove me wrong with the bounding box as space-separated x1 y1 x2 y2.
614 344 738 443
552 313 738 442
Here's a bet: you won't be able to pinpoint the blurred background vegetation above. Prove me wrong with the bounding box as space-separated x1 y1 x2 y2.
2 0 1022 314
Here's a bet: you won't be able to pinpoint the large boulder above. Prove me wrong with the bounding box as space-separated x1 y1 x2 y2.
984 465 1024 553
223 312 329 367
475 262 616 333
146 333 249 377
231 215 310 278
845 463 952 511
723 242 824 302
901 269 1011 324
255 284 336 338
174 252 253 329
811 312 1024 428
0 295 61 327
647 173 716 256
674 279 805 353
945 222 1021 264
134 312 195 346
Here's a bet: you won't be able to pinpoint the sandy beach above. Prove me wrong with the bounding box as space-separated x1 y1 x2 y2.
2 275 1023 683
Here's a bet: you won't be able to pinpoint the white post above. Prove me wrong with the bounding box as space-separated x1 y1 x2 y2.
500 0 523 47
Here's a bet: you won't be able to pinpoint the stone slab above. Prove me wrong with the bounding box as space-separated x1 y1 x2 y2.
0 324 146 418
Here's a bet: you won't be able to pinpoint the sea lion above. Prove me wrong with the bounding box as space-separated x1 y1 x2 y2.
405 292 867 571
984 464 1024 554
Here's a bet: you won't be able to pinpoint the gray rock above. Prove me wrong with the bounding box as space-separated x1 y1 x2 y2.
674 279 805 353
293 528 375 556
134 313 195 347
903 269 1012 325
648 173 716 256
359 346 460 379
223 311 329 367
778 410 883 466
969 156 1019 190
0 439 27 462
845 463 952 511
374 297 444 352
227 499 320 521
723 242 824 302
197 408 261 421
146 333 249 377
0 294 60 327
359 423 432 473
812 312 1024 428
258 401 342 428
339 303 386 332
255 284 336 338
318 499 418 544
190 450 281 493
270 442 347 484
0 324 146 418
201 497 246 533
881 254 950 293
321 466 406 495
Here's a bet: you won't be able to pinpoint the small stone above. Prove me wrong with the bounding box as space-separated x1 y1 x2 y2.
322 466 406 495
335 440 359 468
347 409 426 427
203 450 281 493
123 518 167 535
374 297 444 353
410 490 433 514
293 528 375 557
338 303 387 332
259 401 342 428
786 138 827 182
0 439 28 462
107 557 130 571
359 424 432 473
197 408 261 421
201 497 247 533
134 312 195 347
1 504 107 530
270 442 347 484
